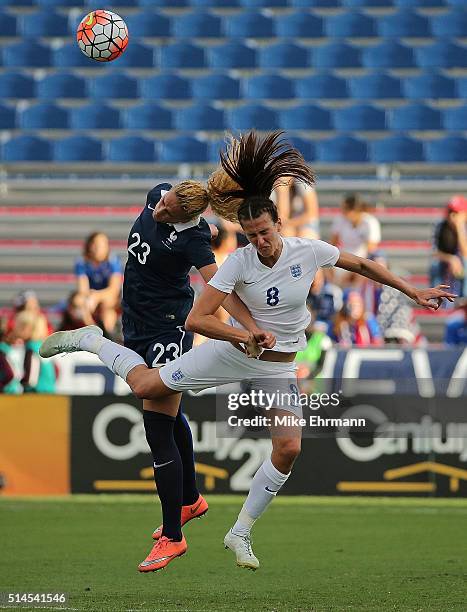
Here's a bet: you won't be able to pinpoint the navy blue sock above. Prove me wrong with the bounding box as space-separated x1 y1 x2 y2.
174 404 199 506
143 410 183 541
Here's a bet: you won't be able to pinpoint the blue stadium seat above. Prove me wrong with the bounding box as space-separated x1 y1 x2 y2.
296 74 348 99
426 136 467 162
443 106 467 130
371 135 425 162
175 12 222 37
229 104 279 130
280 105 332 130
3 41 51 68
192 0 239 6
317 135 368 162
343 0 393 5
208 139 227 163
457 79 467 100
209 43 257 69
125 104 173 130
325 12 376 38
227 12 274 38
21 11 68 37
0 104 15 129
287 136 315 161
259 43 309 68
138 0 188 6
20 103 68 129
0 11 16 36
334 104 386 130
89 74 138 100
55 136 103 162
362 41 414 68
276 12 323 38
37 73 85 99
142 75 191 99
349 74 403 99
314 42 361 69
446 0 465 6
245 75 294 100
395 0 445 6
416 42 467 68
70 104 121 130
404 73 457 99
432 10 467 38
240 0 287 6
292 0 340 6
113 42 155 68
0 73 35 98
0 0 33 5
160 136 208 163
161 43 205 69
38 0 87 6
53 43 91 68
3 136 52 162
192 74 240 100
175 104 225 131
378 10 431 38
107 136 156 162
390 104 441 130
125 12 171 38
85 0 137 5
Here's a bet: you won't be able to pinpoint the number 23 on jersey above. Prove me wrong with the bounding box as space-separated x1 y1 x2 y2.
128 232 150 265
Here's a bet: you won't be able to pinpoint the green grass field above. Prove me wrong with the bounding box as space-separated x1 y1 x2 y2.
1 495 466 612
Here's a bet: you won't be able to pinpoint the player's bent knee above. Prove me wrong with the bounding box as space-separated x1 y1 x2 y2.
277 439 301 464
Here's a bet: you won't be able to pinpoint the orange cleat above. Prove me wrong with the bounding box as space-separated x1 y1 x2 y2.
138 535 187 573
152 495 208 540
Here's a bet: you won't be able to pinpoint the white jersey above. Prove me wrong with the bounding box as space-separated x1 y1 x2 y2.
208 236 340 352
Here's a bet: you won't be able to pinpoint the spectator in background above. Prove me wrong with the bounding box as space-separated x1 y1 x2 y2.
75 231 123 335
6 290 53 338
332 289 383 347
58 291 96 331
444 298 467 346
376 283 425 346
430 195 467 302
14 311 56 393
211 221 238 266
273 177 320 239
0 319 21 394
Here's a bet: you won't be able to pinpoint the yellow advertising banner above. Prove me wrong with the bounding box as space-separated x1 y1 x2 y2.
0 395 70 495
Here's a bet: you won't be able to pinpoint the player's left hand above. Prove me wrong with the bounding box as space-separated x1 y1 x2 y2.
252 329 276 349
413 285 457 310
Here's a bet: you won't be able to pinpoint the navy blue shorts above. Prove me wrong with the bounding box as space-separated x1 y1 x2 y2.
123 315 194 368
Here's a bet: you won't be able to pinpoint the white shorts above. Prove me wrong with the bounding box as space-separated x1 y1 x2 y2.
159 340 302 417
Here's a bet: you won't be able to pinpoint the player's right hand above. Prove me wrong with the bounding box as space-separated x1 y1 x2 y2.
244 333 262 358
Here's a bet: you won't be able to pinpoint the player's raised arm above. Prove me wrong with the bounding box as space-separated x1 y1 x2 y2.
336 251 456 310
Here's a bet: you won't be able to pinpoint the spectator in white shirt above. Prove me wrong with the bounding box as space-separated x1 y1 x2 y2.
330 193 381 258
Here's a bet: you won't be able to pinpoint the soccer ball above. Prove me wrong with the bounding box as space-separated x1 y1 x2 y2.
76 10 129 62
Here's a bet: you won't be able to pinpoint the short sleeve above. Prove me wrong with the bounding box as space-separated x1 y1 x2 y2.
208 252 244 294
74 258 86 277
311 240 340 268
109 255 123 275
185 231 216 271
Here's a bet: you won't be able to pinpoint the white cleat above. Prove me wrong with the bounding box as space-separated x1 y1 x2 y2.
224 529 260 571
39 325 103 358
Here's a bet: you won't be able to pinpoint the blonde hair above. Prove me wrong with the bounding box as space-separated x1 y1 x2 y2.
15 311 48 341
173 180 210 219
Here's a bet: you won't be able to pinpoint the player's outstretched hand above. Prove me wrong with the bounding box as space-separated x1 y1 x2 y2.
413 285 457 310
253 329 276 349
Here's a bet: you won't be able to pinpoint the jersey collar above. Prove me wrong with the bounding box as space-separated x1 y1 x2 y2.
169 216 201 232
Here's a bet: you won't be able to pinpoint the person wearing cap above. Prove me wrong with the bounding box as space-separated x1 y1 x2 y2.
430 195 467 303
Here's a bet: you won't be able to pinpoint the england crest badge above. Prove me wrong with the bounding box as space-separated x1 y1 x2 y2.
290 263 302 278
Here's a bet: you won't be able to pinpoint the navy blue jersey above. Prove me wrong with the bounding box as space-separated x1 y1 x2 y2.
122 183 215 334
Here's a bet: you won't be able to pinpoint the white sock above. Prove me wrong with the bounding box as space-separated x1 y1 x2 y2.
79 334 146 382
231 457 290 537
